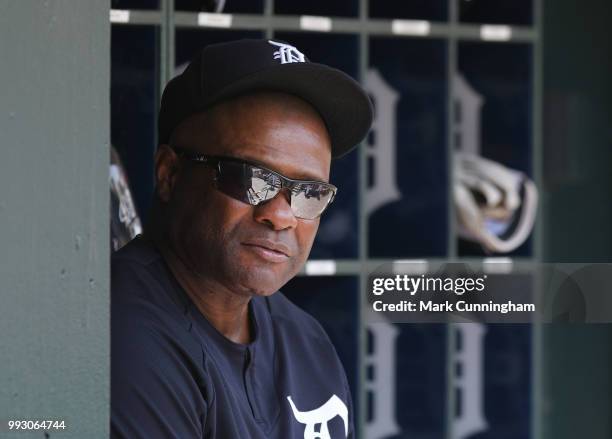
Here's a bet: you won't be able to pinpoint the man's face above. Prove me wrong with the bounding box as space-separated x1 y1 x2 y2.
158 92 332 297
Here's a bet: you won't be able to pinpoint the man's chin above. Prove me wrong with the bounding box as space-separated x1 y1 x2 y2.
230 253 298 292
233 266 293 297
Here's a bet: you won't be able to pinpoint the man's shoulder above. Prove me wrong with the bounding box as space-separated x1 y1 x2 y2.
264 292 333 345
112 235 191 330
112 235 161 271
112 239 198 379
111 235 160 290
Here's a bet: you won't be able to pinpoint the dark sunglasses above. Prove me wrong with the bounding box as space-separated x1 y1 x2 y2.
173 147 337 220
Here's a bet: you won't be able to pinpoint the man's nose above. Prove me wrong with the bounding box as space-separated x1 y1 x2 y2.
253 189 298 231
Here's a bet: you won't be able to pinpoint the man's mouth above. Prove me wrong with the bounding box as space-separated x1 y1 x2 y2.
242 239 291 263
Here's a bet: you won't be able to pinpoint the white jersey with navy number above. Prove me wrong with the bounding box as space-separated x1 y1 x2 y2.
111 236 354 439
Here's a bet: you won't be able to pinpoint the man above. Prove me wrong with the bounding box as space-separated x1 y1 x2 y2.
111 39 372 438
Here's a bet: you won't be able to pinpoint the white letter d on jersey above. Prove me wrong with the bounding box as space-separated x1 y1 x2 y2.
287 394 349 439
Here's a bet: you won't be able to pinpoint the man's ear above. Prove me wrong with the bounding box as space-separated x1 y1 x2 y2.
155 144 182 202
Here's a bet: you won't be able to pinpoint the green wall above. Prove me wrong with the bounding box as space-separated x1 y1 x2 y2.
542 0 612 263
542 0 612 438
0 1 109 437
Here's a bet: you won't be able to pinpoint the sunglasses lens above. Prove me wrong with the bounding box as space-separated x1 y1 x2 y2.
215 159 335 219
291 183 335 219
247 168 281 204
215 160 250 202
217 161 280 205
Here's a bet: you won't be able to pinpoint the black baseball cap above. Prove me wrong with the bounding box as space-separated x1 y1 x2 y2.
158 38 373 158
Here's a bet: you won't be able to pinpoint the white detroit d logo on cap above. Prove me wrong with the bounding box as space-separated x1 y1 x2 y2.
269 40 306 64
287 394 349 439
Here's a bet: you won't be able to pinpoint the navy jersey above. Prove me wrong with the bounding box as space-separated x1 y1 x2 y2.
111 236 354 439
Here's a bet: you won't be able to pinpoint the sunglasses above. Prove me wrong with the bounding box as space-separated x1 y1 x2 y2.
173 147 337 220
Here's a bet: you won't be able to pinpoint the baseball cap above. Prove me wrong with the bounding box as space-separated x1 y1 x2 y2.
158 38 373 158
